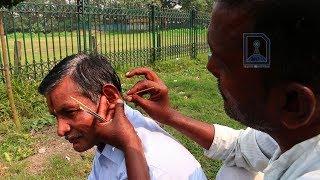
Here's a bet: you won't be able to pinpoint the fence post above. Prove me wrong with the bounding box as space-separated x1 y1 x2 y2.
0 12 21 131
190 8 197 59
77 0 84 52
14 40 21 75
90 35 97 53
150 4 156 63
157 33 161 60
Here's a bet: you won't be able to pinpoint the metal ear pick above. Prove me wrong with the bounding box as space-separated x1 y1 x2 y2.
70 96 105 123
133 87 155 94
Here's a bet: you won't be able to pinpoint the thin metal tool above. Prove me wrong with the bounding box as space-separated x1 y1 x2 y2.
134 87 155 94
70 96 105 122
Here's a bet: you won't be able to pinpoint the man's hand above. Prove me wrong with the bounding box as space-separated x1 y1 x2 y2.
94 96 139 150
125 67 173 125
124 67 215 150
94 96 150 180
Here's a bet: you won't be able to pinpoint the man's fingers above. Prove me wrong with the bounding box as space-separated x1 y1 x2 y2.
126 80 159 96
113 99 125 117
97 95 109 120
128 94 152 112
126 67 160 82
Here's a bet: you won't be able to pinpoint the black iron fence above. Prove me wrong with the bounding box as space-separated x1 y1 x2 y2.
0 1 210 81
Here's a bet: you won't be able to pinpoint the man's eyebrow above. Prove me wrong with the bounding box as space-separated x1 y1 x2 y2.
53 103 79 114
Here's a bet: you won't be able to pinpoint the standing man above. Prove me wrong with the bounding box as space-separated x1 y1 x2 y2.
125 0 320 179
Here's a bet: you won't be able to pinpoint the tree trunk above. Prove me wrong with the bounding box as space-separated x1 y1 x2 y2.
0 12 21 131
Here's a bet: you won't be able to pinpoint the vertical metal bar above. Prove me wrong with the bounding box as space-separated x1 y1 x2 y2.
94 12 98 53
112 15 116 63
44 14 50 72
64 13 68 56
190 8 195 59
194 9 198 58
119 13 123 66
104 14 107 55
20 13 29 76
50 11 56 63
77 0 83 52
133 14 136 66
57 14 62 59
125 12 128 66
36 12 44 77
70 13 75 54
99 14 103 54
150 4 156 63
27 12 36 79
82 1 87 52
12 11 19 75
117 12 120 64
87 1 91 52
139 14 142 64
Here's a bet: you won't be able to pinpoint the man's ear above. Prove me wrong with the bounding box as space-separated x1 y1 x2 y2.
102 84 121 105
280 83 316 129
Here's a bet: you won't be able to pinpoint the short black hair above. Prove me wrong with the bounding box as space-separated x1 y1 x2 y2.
38 53 122 102
220 0 320 93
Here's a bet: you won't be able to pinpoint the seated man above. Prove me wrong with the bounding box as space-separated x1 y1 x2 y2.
38 53 206 180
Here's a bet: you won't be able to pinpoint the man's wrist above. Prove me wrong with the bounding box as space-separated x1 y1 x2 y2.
165 108 181 126
122 134 143 152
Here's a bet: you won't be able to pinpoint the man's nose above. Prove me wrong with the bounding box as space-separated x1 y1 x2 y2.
57 118 71 137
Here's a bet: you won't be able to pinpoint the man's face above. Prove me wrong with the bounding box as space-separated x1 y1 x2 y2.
45 77 100 152
207 3 276 131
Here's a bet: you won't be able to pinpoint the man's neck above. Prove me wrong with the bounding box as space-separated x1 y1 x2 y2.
97 143 106 153
269 125 320 153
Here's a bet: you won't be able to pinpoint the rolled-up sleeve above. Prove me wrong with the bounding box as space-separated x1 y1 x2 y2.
204 124 278 172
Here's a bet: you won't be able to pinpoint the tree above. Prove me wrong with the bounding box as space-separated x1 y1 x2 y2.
0 0 26 9
179 0 214 12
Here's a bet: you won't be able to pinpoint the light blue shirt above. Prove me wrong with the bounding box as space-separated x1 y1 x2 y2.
88 105 207 180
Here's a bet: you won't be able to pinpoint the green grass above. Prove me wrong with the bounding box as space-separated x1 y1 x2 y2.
0 53 242 179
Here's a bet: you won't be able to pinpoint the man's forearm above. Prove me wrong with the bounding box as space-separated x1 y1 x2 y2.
166 108 215 150
123 136 150 180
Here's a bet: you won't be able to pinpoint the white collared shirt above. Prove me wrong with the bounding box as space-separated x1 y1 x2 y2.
88 105 207 180
205 124 320 179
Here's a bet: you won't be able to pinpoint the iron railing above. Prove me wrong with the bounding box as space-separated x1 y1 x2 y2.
0 1 210 81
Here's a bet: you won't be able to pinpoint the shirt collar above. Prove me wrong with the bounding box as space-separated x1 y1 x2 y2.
96 144 123 165
264 133 320 176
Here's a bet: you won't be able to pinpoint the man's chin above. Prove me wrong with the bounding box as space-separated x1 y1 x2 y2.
72 142 92 152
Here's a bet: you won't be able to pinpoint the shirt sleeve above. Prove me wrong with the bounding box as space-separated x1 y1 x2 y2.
204 124 278 172
296 171 320 180
188 167 208 180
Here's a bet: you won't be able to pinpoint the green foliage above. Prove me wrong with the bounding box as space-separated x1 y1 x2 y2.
0 133 34 162
0 80 50 123
25 116 55 132
180 0 215 12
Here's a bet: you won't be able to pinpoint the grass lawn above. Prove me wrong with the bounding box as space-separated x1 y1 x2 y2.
0 53 243 179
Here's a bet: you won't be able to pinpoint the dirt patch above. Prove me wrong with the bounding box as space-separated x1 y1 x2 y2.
24 126 95 174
